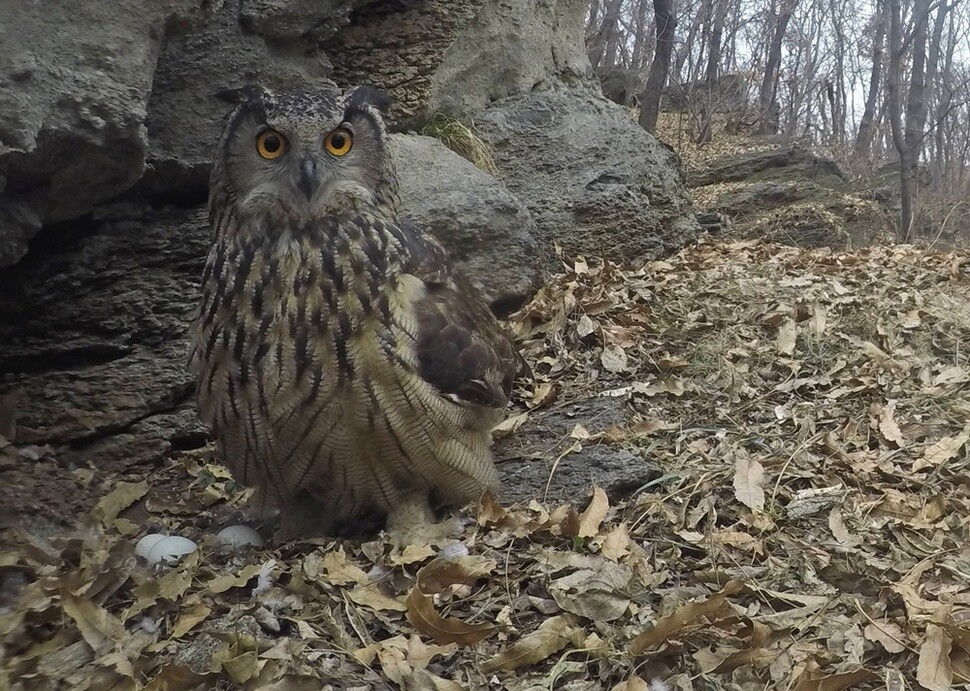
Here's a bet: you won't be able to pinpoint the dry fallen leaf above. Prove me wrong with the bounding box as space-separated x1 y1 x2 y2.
733 456 765 511
577 486 609 537
915 423 970 471
404 585 493 646
631 581 742 655
917 623 953 691
481 615 582 673
776 318 797 356
92 481 148 525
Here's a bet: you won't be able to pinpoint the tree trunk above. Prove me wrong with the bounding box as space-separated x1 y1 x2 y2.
853 6 887 160
639 0 677 133
704 0 730 83
588 0 625 69
674 0 707 82
758 0 798 134
887 0 913 238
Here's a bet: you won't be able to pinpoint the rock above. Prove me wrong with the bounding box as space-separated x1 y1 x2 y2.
690 144 894 248
241 0 359 40
495 396 662 504
477 91 698 269
325 0 592 125
0 0 173 265
0 208 208 451
424 0 591 117
695 211 725 234
142 0 336 198
595 65 643 106
687 144 845 188
391 134 543 312
0 201 42 268
0 208 209 532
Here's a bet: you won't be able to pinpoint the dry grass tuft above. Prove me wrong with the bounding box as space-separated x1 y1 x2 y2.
420 113 498 175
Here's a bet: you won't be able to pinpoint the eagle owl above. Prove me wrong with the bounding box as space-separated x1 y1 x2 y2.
191 85 522 539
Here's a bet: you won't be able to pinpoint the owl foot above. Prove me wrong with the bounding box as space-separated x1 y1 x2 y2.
385 494 462 549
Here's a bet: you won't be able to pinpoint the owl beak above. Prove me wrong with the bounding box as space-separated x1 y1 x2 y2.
298 158 319 201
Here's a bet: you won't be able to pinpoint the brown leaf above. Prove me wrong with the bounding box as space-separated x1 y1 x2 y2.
318 546 370 585
827 508 860 547
577 486 609 538
493 412 529 439
915 423 970 471
611 677 651 691
863 621 906 654
631 581 742 655
917 623 953 691
871 402 905 447
601 344 629 373
206 562 267 594
416 556 496 594
776 318 797 356
601 523 631 561
92 481 148 525
481 615 581 673
733 456 765 511
791 668 871 691
529 382 557 409
348 584 407 613
171 598 212 639
61 590 126 655
404 585 494 646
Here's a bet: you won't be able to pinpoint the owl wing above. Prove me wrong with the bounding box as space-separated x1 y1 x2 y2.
397 220 524 409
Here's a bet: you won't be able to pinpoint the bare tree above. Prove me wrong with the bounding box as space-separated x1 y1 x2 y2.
639 0 677 133
758 0 799 134
854 6 888 159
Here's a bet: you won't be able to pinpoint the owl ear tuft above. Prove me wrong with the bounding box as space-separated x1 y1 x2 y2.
346 85 391 114
216 84 269 107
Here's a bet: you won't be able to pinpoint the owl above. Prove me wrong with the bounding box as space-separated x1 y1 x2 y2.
191 85 523 540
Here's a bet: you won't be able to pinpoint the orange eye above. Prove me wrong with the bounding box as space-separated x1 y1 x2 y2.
324 127 353 156
256 130 287 159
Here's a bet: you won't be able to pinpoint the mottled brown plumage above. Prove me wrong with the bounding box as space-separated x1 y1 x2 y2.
190 86 522 538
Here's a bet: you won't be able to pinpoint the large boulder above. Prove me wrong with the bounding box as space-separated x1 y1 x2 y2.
0 208 208 529
324 0 592 125
240 0 362 40
0 1 175 266
477 91 699 268
391 134 544 313
141 0 339 198
688 144 894 248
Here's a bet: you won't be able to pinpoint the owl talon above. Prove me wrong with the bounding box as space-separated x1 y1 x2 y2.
385 495 462 548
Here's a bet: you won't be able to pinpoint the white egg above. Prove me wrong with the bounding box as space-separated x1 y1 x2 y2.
134 534 167 559
136 534 198 565
215 525 264 548
439 542 470 560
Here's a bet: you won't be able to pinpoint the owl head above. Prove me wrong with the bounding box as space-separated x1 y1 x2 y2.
210 85 397 223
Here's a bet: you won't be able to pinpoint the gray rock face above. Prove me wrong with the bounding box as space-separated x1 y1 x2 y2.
0 210 207 448
391 134 543 311
241 0 360 40
496 396 662 504
478 91 699 268
326 0 593 125
142 0 337 197
0 1 172 265
686 144 845 188
0 208 208 529
689 144 893 248
427 0 592 117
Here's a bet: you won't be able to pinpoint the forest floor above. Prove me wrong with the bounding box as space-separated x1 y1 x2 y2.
3 229 970 689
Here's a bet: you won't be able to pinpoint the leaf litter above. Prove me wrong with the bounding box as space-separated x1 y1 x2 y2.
2 238 970 689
